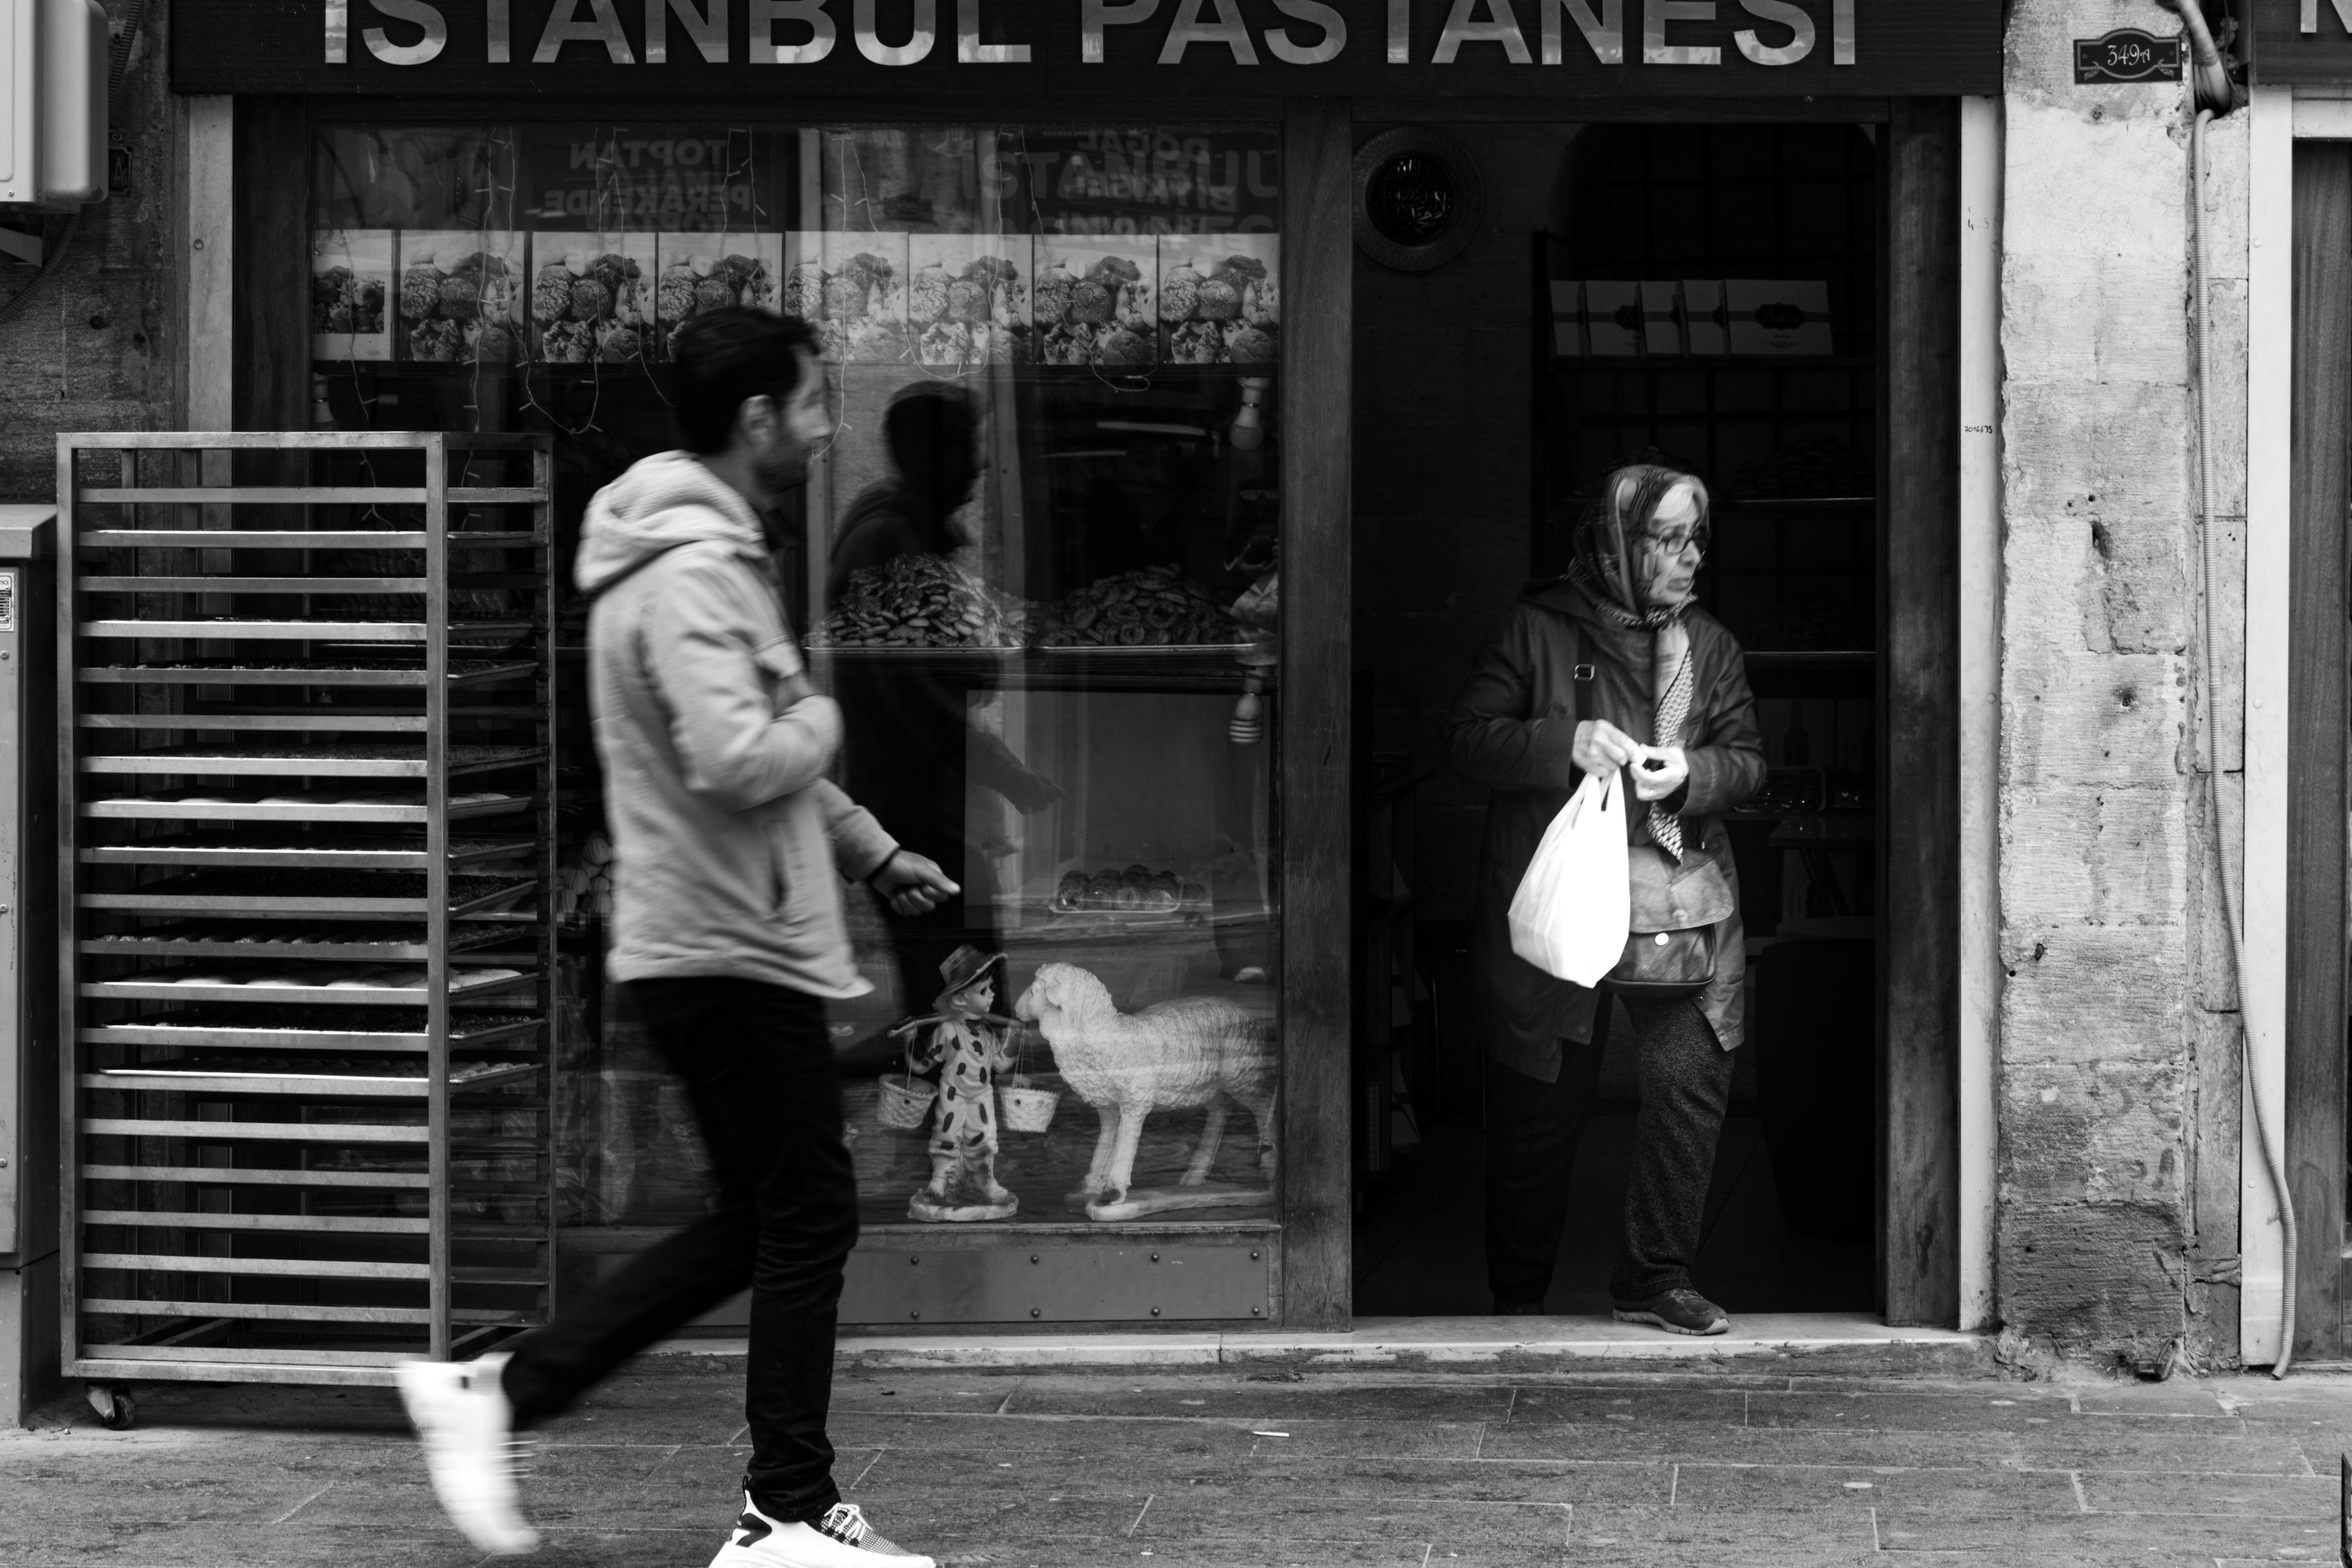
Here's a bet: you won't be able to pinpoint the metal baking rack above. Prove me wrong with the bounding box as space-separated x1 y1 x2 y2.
57 431 557 1414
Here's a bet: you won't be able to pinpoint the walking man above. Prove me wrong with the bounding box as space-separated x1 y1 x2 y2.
396 307 955 1567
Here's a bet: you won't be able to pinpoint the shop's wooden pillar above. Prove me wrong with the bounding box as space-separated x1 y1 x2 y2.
1279 95 1354 1330
1883 98 1963 1327
2286 143 2351 1365
232 97 309 436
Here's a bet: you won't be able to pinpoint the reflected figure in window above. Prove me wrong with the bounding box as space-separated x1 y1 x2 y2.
828 384 1060 1040
1446 464 1766 1338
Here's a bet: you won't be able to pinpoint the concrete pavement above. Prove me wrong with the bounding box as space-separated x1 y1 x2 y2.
6 1357 2349 1566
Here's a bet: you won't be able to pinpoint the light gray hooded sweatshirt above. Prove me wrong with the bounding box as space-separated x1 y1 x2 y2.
575 450 896 998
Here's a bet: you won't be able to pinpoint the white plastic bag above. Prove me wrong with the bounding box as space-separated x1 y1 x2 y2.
1507 768 1630 986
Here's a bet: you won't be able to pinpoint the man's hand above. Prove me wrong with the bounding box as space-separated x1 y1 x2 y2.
1633 745 1689 803
1572 719 1642 779
871 850 959 917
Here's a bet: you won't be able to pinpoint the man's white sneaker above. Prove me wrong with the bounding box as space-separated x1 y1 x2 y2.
394 1350 540 1555
710 1494 934 1568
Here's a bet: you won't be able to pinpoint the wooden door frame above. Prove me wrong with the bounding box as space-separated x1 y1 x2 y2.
2287 130 2350 1364
1277 96 1357 1329
2248 89 2352 1366
1883 98 1965 1327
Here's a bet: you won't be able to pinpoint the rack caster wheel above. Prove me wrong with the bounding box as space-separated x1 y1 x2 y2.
87 1383 136 1430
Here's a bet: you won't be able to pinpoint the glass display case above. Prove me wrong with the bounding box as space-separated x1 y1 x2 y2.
308 120 1288 1314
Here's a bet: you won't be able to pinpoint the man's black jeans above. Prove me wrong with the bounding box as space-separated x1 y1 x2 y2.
501 977 858 1523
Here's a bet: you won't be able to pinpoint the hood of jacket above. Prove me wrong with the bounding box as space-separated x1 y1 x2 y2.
575 450 767 594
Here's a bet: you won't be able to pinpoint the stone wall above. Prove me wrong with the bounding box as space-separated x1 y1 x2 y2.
0 0 180 505
1997 0 2242 1366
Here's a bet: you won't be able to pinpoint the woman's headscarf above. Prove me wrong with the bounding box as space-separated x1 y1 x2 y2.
1567 463 1711 630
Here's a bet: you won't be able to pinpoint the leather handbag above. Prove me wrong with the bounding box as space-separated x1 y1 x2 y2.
1596 843 1734 1001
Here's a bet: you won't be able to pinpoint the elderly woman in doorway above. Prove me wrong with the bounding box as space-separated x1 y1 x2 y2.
1444 464 1766 1336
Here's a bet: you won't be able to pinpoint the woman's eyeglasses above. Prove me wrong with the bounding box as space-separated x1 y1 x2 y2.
1645 526 1708 558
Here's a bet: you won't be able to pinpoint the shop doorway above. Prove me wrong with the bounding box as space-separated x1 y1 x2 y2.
1351 120 1915 1322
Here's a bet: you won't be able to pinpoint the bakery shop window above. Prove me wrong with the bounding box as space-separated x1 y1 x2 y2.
309 122 1284 1233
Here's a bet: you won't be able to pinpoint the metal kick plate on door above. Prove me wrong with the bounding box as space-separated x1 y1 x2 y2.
842 1242 1272 1324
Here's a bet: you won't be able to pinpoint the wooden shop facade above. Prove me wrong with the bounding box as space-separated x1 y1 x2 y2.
77 0 2004 1368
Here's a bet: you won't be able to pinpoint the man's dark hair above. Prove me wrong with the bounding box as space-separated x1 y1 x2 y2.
882 384 980 482
669 308 820 455
880 384 982 550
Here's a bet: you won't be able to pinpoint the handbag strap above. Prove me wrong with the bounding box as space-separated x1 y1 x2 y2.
1568 619 1596 700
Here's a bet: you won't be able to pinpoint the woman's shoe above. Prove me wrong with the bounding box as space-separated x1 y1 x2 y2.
1611 1288 1730 1336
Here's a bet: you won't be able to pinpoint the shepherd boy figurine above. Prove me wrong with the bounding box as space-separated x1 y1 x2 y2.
894 945 1021 1222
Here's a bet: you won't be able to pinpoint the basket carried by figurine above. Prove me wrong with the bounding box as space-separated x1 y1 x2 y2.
875 1072 936 1130
999 1075 1061 1133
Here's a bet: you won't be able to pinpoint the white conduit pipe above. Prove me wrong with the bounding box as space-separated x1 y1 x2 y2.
2188 103 2297 1378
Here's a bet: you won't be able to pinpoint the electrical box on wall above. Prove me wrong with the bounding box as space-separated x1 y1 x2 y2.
0 0 107 207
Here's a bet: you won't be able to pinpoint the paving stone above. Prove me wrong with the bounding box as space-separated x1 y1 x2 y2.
1479 1419 2028 1468
2071 1382 2247 1416
845 1451 1670 1508
2007 1423 2315 1476
2075 1469 2336 1517
1669 1461 2082 1517
33 1380 412 1437
1134 1492 1575 1551
1503 1386 1749 1427
1560 1502 1881 1551
828 1409 1489 1462
999 1376 1515 1423
1871 1508 2336 1557
1745 1390 2106 1433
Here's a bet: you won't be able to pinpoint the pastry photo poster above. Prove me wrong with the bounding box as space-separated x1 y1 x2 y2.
1034 235 1156 368
397 232 527 364
1159 233 1280 367
311 229 395 363
906 234 1033 368
818 232 911 365
528 233 657 364
653 234 784 359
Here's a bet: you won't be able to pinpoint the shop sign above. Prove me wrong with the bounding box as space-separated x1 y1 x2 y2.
2071 28 2182 84
175 0 1999 98
2253 0 2352 81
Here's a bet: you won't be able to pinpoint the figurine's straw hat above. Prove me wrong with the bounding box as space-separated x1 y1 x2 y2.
934 945 1005 1009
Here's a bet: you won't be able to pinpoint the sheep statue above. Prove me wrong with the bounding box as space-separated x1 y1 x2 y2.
1012 962 1276 1221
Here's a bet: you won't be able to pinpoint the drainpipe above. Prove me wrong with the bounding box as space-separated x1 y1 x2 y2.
2161 2 2292 1374
2155 0 2242 112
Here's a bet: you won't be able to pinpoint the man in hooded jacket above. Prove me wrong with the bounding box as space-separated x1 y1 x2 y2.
395 308 954 1568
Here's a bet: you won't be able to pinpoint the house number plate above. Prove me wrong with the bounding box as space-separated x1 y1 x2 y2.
2074 28 2184 84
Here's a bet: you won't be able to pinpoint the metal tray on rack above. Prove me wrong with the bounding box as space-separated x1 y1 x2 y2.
81 793 536 826
76 618 536 642
79 871 539 919
78 743 545 778
79 836 533 870
79 659 542 688
80 1010 546 1053
81 965 539 1006
89 1059 539 1095
81 918 514 959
